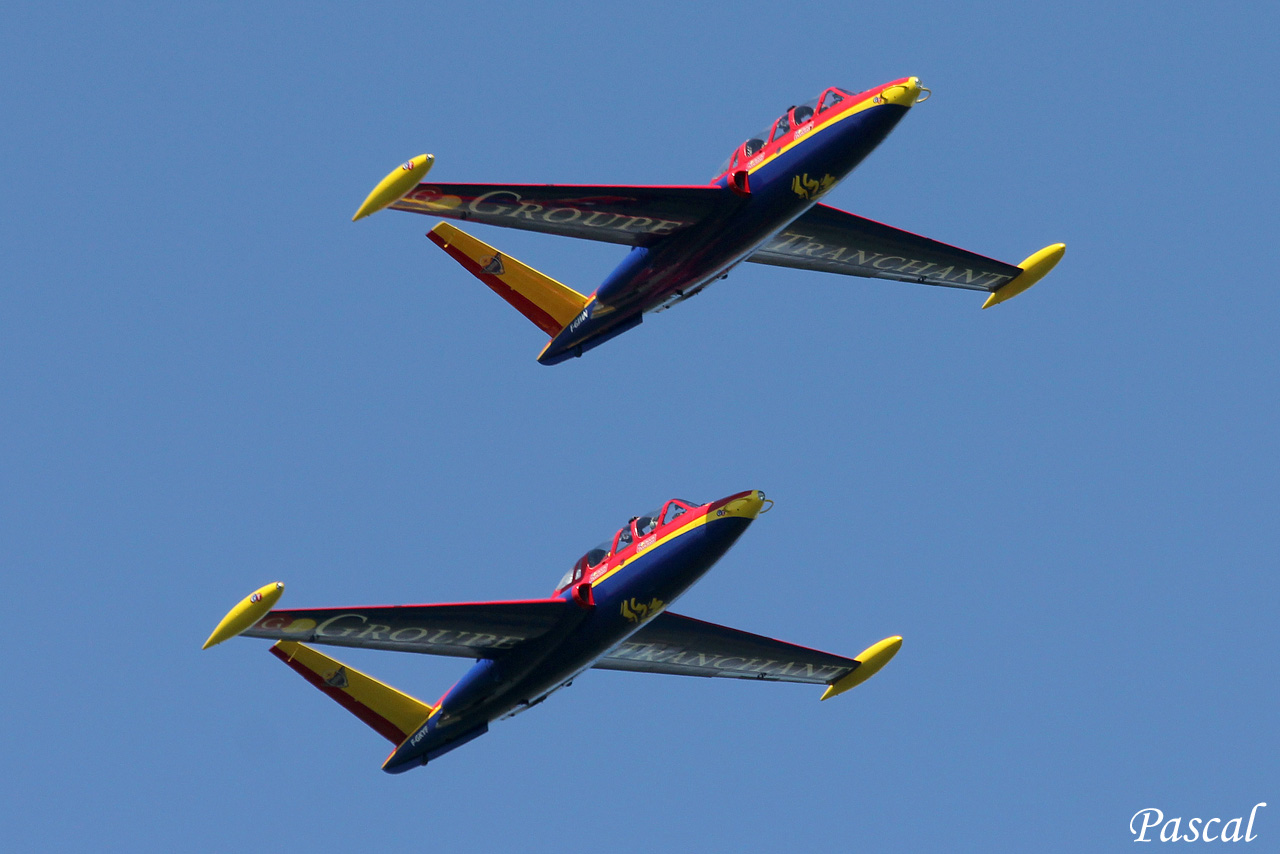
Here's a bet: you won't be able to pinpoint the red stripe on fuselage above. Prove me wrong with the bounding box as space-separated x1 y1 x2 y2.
579 491 756 589
711 78 914 183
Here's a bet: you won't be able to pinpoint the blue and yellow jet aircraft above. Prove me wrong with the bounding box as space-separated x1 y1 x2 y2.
204 491 901 772
353 77 1064 364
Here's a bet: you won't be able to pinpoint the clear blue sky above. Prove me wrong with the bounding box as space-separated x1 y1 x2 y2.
3 2 1276 851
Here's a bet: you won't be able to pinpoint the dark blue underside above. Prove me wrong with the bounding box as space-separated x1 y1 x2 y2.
383 515 752 770
537 103 910 364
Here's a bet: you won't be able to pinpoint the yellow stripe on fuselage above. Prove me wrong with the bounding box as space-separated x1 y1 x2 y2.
587 511 710 589
742 81 918 178
586 495 760 589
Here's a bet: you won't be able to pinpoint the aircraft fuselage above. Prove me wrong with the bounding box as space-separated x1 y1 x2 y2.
537 79 921 364
381 490 764 772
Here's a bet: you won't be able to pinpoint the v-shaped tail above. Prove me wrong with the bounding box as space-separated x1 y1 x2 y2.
427 222 589 338
270 641 436 746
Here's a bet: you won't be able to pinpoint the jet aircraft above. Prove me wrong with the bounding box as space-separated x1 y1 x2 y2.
353 76 1064 364
204 490 901 772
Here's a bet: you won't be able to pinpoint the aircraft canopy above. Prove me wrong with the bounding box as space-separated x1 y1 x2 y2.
556 498 698 591
716 87 855 176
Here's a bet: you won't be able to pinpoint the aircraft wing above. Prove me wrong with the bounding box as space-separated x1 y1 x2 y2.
389 183 736 247
592 611 859 684
241 599 571 659
748 202 1025 292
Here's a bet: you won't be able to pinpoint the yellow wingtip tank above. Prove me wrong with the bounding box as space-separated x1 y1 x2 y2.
981 242 1066 309
820 635 902 701
202 581 285 649
352 153 434 221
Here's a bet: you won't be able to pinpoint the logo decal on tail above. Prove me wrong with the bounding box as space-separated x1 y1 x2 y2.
481 254 505 276
324 667 349 689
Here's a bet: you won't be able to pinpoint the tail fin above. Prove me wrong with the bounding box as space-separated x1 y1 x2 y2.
270 641 435 746
426 221 589 337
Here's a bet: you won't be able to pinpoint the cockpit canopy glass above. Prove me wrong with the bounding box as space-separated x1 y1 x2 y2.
744 125 771 157
716 88 855 177
614 522 635 552
770 112 791 143
793 97 818 125
819 88 846 112
634 510 661 537
556 499 700 591
556 536 613 591
662 499 693 525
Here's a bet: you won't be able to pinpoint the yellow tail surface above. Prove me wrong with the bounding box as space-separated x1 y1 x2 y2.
270 641 435 746
426 221 589 337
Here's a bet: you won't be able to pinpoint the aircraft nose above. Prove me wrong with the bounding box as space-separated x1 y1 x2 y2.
878 76 924 108
712 490 768 521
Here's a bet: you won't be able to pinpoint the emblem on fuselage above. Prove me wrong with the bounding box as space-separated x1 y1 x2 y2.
791 173 836 200
621 597 664 623
481 254 505 276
